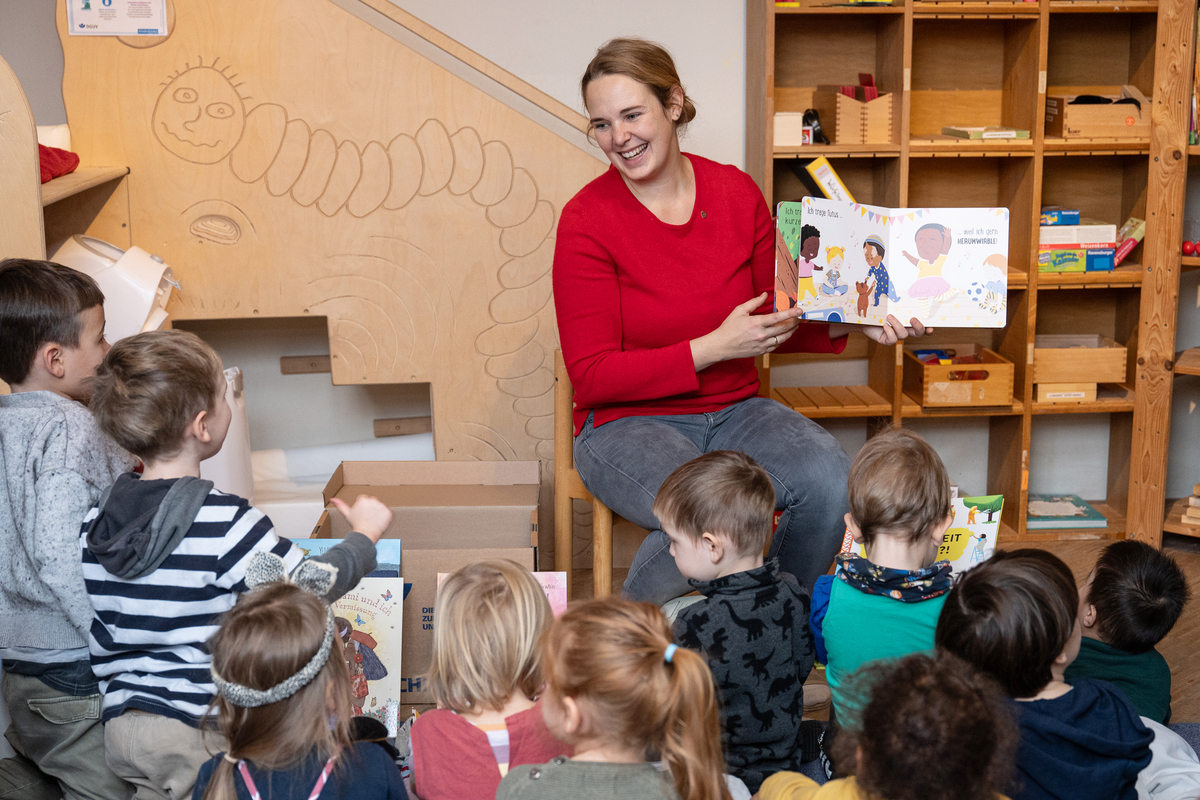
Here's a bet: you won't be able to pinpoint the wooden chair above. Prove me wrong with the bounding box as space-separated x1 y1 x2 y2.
554 349 614 599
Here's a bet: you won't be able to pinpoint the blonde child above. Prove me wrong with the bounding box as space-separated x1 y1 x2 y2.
758 652 1017 800
498 597 731 800
409 561 570 799
193 576 408 799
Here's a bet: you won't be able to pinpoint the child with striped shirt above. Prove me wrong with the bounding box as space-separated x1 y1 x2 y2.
80 329 390 800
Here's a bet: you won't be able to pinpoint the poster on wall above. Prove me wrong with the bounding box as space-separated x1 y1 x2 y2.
67 0 168 37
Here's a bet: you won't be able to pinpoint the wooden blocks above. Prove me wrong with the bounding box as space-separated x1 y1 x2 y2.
810 91 893 145
1032 335 1127 385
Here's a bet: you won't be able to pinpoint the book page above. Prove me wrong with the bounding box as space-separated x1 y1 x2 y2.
334 578 403 736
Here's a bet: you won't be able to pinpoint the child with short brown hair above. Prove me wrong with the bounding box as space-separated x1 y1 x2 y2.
82 329 390 800
498 597 731 800
655 451 814 793
409 560 571 799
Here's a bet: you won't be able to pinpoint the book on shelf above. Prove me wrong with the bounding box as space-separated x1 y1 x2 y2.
1041 206 1081 226
1026 495 1108 529
774 196 1009 328
1114 217 1145 267
942 126 1029 140
849 495 1003 574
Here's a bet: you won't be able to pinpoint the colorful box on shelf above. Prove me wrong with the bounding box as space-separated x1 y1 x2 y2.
1040 206 1081 226
902 343 1014 408
1113 217 1145 267
1044 86 1151 139
1038 221 1118 249
1036 248 1114 273
1034 383 1097 404
1032 334 1127 385
809 90 892 145
774 113 815 147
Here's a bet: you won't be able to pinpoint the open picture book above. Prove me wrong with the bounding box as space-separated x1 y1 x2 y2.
847 494 1004 575
775 197 1010 328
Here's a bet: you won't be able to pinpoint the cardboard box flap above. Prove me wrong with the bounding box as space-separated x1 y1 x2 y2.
329 483 538 508
323 461 540 504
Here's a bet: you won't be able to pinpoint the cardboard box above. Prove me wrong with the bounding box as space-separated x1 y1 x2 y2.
1045 86 1150 139
1033 335 1127 384
1037 248 1115 272
903 344 1015 407
1035 382 1098 403
315 460 540 703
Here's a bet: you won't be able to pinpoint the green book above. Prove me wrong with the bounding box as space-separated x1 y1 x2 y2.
1026 494 1108 529
942 126 1030 140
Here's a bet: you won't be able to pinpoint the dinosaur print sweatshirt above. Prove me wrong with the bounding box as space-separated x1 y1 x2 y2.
673 560 815 793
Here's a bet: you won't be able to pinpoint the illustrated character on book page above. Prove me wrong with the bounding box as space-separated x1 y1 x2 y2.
820 246 849 296
967 505 978 524
968 532 988 565
863 235 899 306
775 227 799 311
796 224 823 300
855 280 875 318
902 222 956 316
965 254 1009 316
338 617 388 715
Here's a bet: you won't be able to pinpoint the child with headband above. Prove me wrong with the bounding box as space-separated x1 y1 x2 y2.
497 597 732 800
194 556 408 800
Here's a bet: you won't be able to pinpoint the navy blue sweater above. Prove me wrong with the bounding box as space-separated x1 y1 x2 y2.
192 742 407 800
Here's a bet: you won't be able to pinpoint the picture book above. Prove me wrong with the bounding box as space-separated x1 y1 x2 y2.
298 539 402 578
1026 494 1108 529
849 494 1003 575
775 197 1009 328
437 571 569 617
332 576 403 736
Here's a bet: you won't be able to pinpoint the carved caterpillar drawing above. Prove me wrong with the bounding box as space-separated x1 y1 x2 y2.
155 59 558 457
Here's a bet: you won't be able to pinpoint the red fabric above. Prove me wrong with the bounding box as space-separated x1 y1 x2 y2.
554 154 847 435
38 144 80 184
410 702 572 800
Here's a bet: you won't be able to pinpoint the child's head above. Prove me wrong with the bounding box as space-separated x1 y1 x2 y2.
541 597 731 800
846 429 953 559
426 560 552 714
206 583 352 799
915 223 948 260
91 329 228 464
838 652 1016 800
799 224 821 260
825 245 845 269
863 236 886 266
652 451 774 581
936 549 1080 698
0 258 107 399
1081 540 1190 654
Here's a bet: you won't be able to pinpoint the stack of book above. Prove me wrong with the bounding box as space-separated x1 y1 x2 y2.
1027 494 1108 530
1184 483 1200 527
1037 208 1116 273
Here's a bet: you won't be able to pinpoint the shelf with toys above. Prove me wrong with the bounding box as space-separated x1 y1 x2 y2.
747 0 1191 541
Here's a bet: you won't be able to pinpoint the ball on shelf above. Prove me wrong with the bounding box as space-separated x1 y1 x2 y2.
1184 241 1196 256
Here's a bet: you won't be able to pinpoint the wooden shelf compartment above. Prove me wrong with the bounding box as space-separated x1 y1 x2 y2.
1164 497 1200 538
908 137 1035 156
1175 348 1200 376
1015 501 1127 540
1031 383 1136 413
773 156 902 209
1036 264 1142 289
1034 289 1139 390
1049 0 1158 11
40 166 128 207
911 18 1041 141
773 144 903 158
1046 15 1157 125
900 393 1023 416
1039 153 1148 270
773 384 893 418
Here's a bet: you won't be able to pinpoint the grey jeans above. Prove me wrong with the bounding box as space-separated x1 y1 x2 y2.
574 396 851 604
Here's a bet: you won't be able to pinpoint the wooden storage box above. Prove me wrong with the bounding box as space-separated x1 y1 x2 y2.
774 112 814 146
1032 335 1127 384
1044 86 1150 139
1035 383 1098 404
903 344 1015 407
810 91 893 145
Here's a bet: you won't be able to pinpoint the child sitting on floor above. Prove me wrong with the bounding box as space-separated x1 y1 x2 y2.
498 597 732 800
82 329 390 800
809 429 955 772
758 651 1017 800
194 575 408 799
409 560 571 800
936 549 1153 800
657 451 814 793
1065 539 1189 724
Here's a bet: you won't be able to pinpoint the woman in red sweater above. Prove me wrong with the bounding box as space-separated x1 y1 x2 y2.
555 38 926 603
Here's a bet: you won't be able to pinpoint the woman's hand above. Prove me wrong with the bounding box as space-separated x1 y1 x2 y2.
690 293 803 372
829 315 930 345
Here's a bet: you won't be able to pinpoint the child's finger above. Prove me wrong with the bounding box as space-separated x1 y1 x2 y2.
331 497 350 515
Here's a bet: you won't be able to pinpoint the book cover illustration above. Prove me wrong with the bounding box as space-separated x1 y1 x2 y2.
1026 494 1107 529
436 571 569 617
850 494 1003 575
298 539 402 578
775 197 1009 328
333 577 403 736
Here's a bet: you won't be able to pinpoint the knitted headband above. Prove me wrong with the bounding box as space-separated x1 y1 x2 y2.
210 552 340 708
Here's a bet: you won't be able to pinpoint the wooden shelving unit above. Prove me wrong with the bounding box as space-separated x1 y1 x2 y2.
747 0 1192 543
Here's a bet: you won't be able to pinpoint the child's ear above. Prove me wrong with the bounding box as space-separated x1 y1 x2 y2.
560 696 584 737
1081 601 1098 631
845 512 864 545
188 408 212 444
700 532 725 564
38 342 66 379
930 512 954 548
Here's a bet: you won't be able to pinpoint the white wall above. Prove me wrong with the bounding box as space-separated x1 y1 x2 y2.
0 0 68 125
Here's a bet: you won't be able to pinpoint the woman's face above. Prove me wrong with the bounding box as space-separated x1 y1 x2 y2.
584 73 682 186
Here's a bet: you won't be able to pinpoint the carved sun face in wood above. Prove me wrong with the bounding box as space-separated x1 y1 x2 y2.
153 62 246 164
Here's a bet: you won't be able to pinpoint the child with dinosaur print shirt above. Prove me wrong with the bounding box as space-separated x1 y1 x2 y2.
657 452 814 794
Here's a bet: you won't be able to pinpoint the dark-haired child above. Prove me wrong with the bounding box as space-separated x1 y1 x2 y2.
759 651 1017 800
0 259 136 800
937 549 1153 800
1065 539 1189 724
657 451 813 793
810 428 955 764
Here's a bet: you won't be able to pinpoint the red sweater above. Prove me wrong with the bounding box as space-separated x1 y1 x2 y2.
554 154 846 434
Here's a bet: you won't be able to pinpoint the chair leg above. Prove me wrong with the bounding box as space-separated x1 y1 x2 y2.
555 477 574 599
592 499 614 598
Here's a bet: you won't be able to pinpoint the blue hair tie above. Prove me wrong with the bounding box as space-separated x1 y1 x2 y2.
664 644 678 664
